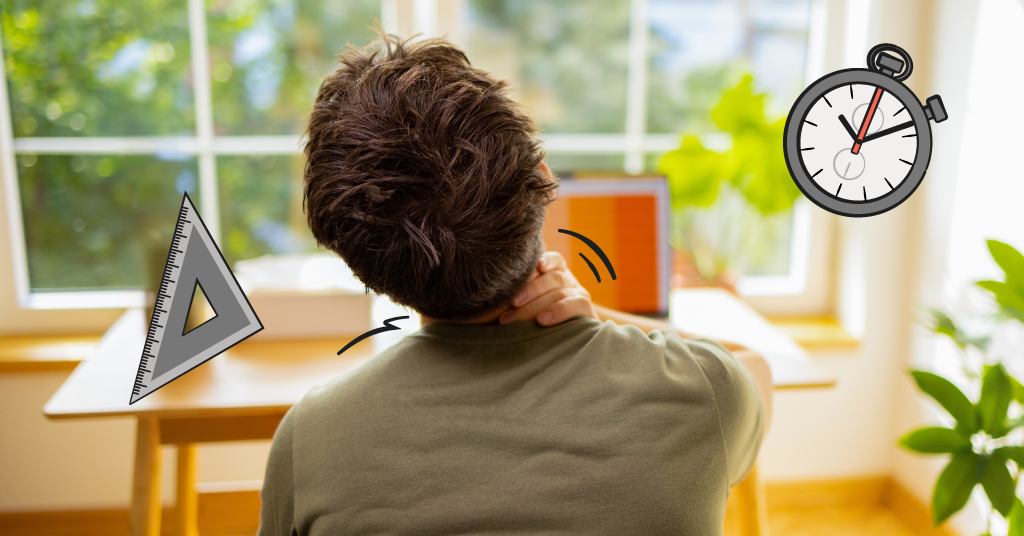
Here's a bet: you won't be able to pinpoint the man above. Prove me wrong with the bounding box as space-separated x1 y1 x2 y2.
258 29 771 535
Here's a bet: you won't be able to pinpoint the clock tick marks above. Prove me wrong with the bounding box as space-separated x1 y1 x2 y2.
849 84 854 99
801 147 814 151
823 95 832 108
885 178 894 190
804 120 818 127
812 168 823 178
899 158 913 165
902 133 916 138
894 105 906 116
863 186 867 201
836 183 843 196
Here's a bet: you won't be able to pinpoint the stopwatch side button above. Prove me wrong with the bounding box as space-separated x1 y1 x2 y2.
925 95 948 123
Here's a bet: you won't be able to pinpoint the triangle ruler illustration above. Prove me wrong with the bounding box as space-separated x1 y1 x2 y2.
130 192 263 404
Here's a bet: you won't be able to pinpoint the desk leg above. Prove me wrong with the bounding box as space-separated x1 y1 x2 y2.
734 461 769 536
131 417 162 536
175 444 199 536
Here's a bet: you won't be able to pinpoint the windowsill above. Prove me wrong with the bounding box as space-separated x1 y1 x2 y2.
766 316 860 353
1 314 859 375
0 335 104 373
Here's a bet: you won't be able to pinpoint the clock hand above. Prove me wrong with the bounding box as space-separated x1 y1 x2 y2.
839 114 857 140
852 86 884 154
861 120 915 143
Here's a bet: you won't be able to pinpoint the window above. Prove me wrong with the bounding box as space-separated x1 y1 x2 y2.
0 0 830 313
456 0 828 308
1 0 380 307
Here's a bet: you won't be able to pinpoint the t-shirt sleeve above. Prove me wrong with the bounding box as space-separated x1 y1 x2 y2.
684 338 765 487
256 404 298 536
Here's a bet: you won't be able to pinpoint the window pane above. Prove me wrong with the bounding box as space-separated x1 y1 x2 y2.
646 0 811 134
465 0 632 134
18 154 199 291
670 183 793 279
206 0 381 135
217 155 316 266
1 1 194 137
545 153 625 177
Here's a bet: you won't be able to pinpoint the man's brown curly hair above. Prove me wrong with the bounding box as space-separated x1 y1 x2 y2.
303 29 558 322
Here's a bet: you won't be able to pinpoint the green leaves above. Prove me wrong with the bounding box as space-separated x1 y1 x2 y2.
1010 498 1024 536
910 239 1024 528
989 240 1024 294
903 366 1023 524
910 370 979 434
726 118 800 215
657 73 799 215
933 451 985 525
710 75 766 134
977 240 1024 323
657 136 725 209
899 427 971 453
981 451 1016 516
996 446 1024 467
979 364 1013 437
927 309 991 351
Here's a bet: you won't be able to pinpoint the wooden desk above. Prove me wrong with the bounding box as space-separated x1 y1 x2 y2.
44 289 834 536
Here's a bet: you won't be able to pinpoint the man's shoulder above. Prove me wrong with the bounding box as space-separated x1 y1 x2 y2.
291 318 736 415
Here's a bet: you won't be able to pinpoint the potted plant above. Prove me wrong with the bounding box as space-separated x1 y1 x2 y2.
656 74 801 292
900 239 1024 534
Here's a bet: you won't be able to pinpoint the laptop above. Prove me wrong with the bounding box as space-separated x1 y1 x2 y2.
541 178 671 316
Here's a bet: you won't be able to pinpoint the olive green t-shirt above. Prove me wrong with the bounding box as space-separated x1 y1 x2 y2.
257 317 764 536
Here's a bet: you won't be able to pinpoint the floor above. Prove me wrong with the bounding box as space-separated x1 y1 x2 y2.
724 504 920 536
197 504 922 536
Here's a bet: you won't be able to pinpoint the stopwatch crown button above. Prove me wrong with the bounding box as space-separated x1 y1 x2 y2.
876 52 905 75
925 95 948 123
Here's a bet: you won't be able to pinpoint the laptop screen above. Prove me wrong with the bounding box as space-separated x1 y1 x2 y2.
541 178 671 316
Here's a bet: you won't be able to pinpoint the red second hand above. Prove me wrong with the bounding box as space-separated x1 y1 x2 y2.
852 87 884 154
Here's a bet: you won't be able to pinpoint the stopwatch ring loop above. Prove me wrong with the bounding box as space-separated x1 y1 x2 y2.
867 43 913 82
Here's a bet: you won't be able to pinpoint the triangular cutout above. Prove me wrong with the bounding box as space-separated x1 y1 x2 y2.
131 193 263 404
182 280 219 336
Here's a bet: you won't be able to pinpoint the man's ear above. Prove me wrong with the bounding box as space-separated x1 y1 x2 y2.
538 161 553 180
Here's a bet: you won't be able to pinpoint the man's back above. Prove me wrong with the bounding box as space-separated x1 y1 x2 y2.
257 317 763 535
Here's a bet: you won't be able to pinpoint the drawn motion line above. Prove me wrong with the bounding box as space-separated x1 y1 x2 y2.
557 229 617 282
337 316 409 356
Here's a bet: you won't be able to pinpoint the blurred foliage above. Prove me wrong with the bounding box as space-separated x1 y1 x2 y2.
1 0 376 291
656 74 800 283
5 0 810 291
659 75 799 215
467 0 631 134
902 240 1024 532
1 0 194 137
217 155 314 266
206 0 379 135
17 154 197 290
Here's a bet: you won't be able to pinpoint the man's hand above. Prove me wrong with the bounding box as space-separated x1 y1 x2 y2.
498 251 599 326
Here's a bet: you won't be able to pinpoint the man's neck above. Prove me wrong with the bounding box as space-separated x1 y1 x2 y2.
420 303 512 326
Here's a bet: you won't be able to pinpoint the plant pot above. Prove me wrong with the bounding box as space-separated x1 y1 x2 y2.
671 248 740 295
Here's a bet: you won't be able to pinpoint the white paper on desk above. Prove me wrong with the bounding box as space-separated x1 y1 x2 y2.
669 289 808 359
234 253 365 294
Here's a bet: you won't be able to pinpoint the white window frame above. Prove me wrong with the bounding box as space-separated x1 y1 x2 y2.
0 0 836 316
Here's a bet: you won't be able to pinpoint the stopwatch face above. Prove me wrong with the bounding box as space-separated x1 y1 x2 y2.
784 69 933 217
799 83 917 201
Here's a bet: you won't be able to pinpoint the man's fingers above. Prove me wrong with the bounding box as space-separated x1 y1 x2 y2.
538 251 567 274
536 296 595 326
512 269 570 307
500 287 574 324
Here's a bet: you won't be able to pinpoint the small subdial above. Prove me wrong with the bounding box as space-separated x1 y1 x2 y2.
833 149 866 179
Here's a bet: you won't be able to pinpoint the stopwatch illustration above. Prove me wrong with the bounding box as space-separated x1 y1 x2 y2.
783 43 947 217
